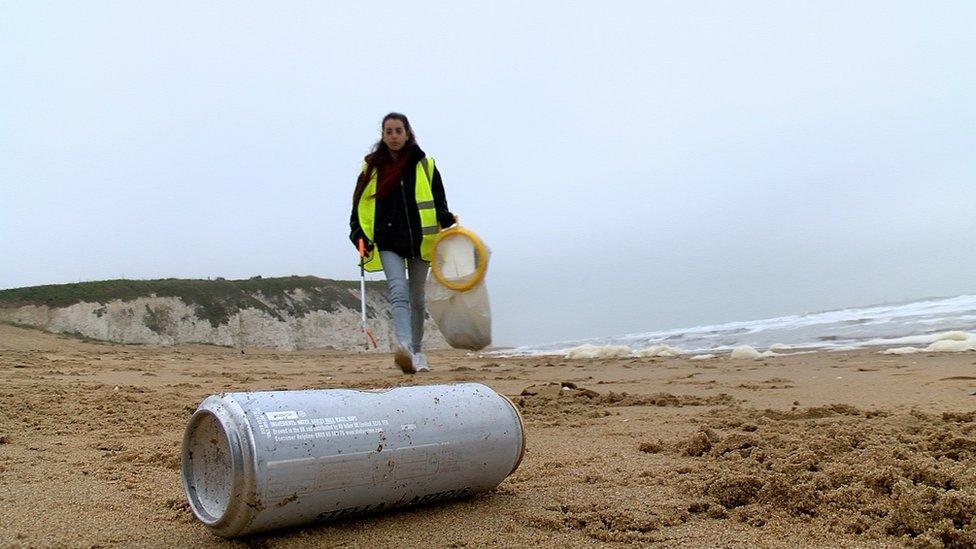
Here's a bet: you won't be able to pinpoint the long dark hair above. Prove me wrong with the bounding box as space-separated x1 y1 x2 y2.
353 113 419 205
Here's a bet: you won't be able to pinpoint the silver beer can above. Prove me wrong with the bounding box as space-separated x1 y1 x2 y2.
181 383 526 537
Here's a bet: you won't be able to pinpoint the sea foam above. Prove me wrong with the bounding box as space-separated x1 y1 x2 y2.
731 345 762 359
878 331 976 354
634 344 684 357
564 344 632 359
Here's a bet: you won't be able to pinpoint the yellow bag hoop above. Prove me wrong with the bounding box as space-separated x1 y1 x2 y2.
431 225 489 292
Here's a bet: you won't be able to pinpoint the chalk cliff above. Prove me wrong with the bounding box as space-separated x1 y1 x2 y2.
0 277 446 351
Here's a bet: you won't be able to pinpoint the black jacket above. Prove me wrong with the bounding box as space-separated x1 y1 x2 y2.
349 147 454 259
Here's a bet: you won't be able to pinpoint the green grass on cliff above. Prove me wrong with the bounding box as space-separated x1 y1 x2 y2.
0 276 384 327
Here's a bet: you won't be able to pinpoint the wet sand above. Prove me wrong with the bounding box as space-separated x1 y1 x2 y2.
1 322 975 548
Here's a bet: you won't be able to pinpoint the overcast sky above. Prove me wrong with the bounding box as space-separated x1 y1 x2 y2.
2 2 974 346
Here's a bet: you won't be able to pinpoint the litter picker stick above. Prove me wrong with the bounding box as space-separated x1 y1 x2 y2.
358 239 379 349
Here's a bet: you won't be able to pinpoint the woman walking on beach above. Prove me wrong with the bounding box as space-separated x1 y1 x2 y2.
349 112 456 374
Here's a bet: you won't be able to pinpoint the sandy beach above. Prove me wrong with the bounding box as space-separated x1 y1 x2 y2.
1 322 975 548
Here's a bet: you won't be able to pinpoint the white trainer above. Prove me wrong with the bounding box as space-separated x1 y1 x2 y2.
394 342 415 374
413 352 430 372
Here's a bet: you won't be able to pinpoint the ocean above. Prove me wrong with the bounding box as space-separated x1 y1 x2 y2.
498 294 976 356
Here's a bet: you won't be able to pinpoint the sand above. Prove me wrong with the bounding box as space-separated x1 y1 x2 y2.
2 322 975 548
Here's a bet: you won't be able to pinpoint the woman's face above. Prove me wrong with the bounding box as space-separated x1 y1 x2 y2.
382 119 409 152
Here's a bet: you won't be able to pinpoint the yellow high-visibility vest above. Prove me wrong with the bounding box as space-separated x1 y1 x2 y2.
355 157 439 272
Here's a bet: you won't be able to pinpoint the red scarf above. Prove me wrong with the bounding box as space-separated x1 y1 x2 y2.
353 146 419 206
373 153 411 199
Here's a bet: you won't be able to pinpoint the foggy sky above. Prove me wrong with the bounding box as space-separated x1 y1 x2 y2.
2 1 974 346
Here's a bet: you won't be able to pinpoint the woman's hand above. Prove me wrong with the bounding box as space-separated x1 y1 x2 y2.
357 238 374 257
350 230 373 252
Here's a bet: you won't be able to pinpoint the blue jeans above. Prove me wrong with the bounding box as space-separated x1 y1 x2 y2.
380 250 429 352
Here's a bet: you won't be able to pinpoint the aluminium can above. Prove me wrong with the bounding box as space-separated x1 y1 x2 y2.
180 383 526 537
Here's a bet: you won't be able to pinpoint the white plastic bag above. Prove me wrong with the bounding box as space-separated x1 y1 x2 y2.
425 227 492 350
425 278 491 350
